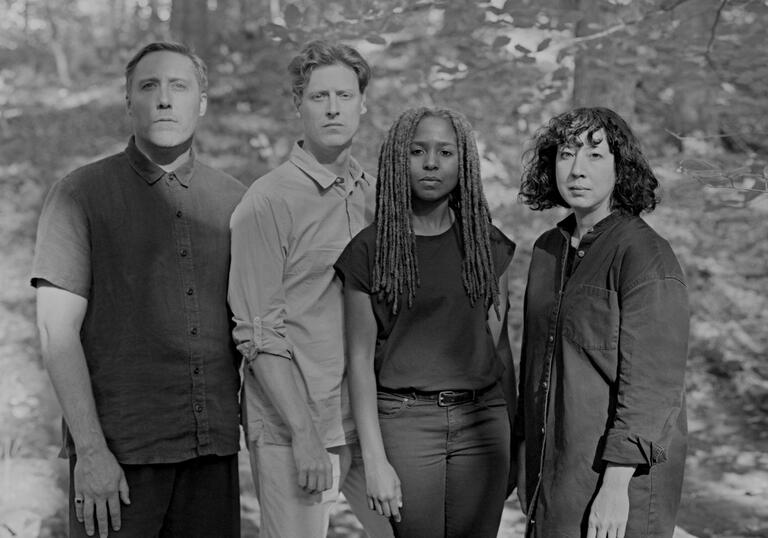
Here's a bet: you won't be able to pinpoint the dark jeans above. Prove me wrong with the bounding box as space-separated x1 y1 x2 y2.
68 454 240 538
378 384 510 538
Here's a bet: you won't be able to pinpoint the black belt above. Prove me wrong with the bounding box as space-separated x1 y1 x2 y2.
380 384 496 407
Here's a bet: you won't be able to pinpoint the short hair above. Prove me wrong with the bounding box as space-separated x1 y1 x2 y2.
519 107 659 215
288 40 371 103
125 41 208 94
373 107 499 315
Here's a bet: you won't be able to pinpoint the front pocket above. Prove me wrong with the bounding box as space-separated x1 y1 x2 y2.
376 392 411 418
562 284 619 350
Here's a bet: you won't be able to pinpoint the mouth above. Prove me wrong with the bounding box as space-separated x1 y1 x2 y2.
323 123 344 128
419 177 442 184
154 118 177 124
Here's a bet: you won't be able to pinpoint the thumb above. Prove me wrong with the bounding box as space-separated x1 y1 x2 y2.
119 473 131 505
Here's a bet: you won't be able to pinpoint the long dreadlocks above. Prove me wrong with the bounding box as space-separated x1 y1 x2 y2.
373 107 500 316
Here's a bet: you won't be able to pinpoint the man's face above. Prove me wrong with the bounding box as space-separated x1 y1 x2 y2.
126 51 207 148
297 63 365 156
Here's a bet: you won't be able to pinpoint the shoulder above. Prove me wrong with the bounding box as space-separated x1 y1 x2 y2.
612 216 686 286
490 225 516 252
489 224 516 271
56 152 127 194
195 161 246 193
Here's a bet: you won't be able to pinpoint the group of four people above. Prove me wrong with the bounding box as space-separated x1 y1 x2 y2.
32 38 689 538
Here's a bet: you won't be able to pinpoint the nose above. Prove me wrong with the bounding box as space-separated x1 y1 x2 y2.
423 149 438 170
570 150 586 177
157 84 171 109
326 94 339 117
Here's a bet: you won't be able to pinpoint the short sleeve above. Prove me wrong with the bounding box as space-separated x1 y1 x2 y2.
490 226 516 276
334 227 375 293
31 179 91 297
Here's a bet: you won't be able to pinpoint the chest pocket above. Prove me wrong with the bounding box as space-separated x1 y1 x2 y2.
562 284 619 350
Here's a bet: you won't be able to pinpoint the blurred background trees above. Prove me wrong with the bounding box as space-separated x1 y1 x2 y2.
1 1 767 537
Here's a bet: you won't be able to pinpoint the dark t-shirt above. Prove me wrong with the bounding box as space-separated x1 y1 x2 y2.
31 138 246 464
335 222 515 391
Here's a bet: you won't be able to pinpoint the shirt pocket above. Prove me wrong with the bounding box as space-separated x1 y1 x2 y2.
562 284 619 351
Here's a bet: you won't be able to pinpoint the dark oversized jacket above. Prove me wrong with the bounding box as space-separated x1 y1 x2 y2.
518 212 689 538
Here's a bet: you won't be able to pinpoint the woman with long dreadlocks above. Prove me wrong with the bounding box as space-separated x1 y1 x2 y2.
334 107 515 537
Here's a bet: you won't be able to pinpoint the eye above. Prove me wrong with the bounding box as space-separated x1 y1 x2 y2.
589 151 603 159
140 81 157 90
410 147 424 156
338 91 353 99
171 81 188 90
559 148 574 159
310 93 325 101
440 149 455 157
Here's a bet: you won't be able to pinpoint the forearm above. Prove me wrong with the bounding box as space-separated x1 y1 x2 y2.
40 323 107 455
249 353 322 442
348 353 388 464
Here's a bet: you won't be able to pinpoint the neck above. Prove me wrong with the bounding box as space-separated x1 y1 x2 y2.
302 139 352 178
411 199 453 236
572 207 611 243
135 136 193 171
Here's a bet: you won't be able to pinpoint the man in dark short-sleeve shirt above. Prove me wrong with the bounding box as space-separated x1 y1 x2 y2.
31 42 245 538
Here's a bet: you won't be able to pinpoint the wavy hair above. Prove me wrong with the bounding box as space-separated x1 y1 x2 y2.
373 107 499 315
519 107 659 215
288 40 371 105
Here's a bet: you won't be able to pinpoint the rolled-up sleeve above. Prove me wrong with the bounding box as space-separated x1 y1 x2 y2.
602 272 689 467
228 190 293 363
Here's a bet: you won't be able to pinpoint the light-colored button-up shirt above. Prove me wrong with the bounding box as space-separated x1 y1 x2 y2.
228 141 375 448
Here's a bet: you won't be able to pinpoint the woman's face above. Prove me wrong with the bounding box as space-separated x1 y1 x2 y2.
555 128 616 221
408 116 459 205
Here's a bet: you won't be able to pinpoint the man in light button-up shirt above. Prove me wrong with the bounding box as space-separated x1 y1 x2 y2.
228 41 393 538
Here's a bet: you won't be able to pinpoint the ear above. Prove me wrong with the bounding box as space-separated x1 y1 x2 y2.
125 93 132 116
360 94 367 115
199 92 208 117
293 94 302 111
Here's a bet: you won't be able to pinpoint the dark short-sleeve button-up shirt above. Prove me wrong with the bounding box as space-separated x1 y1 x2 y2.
31 138 246 464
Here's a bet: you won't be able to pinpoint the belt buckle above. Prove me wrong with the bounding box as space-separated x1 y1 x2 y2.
438 390 459 407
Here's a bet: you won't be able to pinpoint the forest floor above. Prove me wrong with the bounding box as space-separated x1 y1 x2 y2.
1 83 766 538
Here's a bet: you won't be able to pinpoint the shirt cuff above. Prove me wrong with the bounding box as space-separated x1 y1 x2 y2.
602 429 667 467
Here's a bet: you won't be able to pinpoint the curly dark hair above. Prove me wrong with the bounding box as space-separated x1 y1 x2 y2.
519 107 659 215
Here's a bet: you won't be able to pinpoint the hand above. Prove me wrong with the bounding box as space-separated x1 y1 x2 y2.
291 433 333 494
586 464 634 538
73 447 130 538
364 459 403 522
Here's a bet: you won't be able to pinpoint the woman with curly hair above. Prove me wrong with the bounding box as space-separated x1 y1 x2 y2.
516 107 689 538
334 107 516 537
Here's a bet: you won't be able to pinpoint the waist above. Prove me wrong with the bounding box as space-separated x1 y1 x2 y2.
378 383 498 407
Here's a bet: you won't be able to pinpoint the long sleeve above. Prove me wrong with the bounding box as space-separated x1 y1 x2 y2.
228 190 293 363
602 244 689 467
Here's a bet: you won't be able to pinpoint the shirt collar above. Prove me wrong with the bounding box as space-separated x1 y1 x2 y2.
289 141 371 190
125 136 196 187
556 210 625 239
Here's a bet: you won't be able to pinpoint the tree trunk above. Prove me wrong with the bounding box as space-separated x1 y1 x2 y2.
170 0 210 61
571 0 638 122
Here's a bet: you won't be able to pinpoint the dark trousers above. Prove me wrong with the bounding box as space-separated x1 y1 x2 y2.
68 454 240 538
378 384 510 538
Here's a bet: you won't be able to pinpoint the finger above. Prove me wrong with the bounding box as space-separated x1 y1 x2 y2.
108 493 122 531
297 468 308 490
386 499 402 521
118 474 131 505
83 497 96 536
74 495 85 522
380 498 392 518
96 500 110 538
367 496 375 511
586 522 597 538
373 498 385 516
618 522 627 538
323 464 333 492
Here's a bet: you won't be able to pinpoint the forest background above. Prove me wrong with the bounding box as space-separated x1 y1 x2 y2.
0 0 766 537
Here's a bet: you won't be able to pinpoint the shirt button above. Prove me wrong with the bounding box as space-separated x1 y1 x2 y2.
186 287 194 295
548 335 554 343
193 367 200 375
190 327 198 336
577 250 585 258
176 210 183 218
540 427 545 434
335 177 344 185
542 381 548 390
180 249 188 257
194 403 203 413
